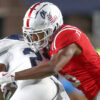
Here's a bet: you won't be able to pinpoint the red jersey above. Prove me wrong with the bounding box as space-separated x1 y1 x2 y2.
49 25 100 100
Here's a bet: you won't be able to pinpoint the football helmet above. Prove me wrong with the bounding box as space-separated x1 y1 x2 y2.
22 2 63 52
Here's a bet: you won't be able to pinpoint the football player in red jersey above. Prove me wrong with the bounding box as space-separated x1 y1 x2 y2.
0 2 100 100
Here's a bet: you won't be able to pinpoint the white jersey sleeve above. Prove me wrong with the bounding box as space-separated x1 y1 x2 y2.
0 34 24 68
0 34 24 53
0 38 19 53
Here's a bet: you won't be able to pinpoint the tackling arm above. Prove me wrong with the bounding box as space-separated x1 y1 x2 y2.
0 64 6 72
15 43 82 80
0 59 8 100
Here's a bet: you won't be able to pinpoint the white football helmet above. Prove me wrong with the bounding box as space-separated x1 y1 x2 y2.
22 2 63 52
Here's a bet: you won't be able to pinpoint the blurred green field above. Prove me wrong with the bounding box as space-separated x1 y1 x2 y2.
96 48 100 55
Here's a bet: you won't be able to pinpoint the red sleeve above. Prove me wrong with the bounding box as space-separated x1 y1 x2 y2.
54 29 81 51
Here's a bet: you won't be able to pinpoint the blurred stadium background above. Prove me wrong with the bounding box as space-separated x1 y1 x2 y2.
0 0 100 100
0 0 100 48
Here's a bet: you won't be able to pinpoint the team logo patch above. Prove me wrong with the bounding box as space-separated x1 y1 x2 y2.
40 10 47 19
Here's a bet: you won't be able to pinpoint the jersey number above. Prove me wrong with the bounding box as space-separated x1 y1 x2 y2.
23 48 42 67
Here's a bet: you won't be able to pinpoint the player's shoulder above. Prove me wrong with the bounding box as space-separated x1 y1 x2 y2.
60 25 82 35
6 34 24 41
51 25 82 49
6 34 28 49
0 34 25 53
61 24 81 31
55 25 82 40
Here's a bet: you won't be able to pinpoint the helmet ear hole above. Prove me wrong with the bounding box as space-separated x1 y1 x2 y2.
46 30 49 35
53 23 60 33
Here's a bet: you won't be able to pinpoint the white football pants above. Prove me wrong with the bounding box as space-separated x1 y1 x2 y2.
10 76 70 100
95 91 100 100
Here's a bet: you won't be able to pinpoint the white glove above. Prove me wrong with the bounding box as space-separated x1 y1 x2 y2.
0 72 15 84
1 83 8 92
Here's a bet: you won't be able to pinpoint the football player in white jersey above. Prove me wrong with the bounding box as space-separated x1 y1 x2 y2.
0 34 70 100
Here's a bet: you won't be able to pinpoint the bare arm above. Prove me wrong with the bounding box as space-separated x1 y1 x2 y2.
15 43 82 80
0 64 6 72
0 64 6 100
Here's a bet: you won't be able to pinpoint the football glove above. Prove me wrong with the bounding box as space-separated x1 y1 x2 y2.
0 72 15 84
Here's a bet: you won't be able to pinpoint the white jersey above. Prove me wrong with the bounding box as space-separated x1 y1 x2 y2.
0 37 48 71
0 34 70 100
0 34 49 85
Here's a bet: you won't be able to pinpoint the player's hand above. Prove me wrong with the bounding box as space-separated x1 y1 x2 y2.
1 83 8 92
0 72 15 84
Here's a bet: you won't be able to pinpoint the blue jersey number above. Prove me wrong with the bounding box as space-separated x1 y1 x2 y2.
23 48 42 67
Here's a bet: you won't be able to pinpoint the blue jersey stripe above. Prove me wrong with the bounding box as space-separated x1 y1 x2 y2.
7 34 24 40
